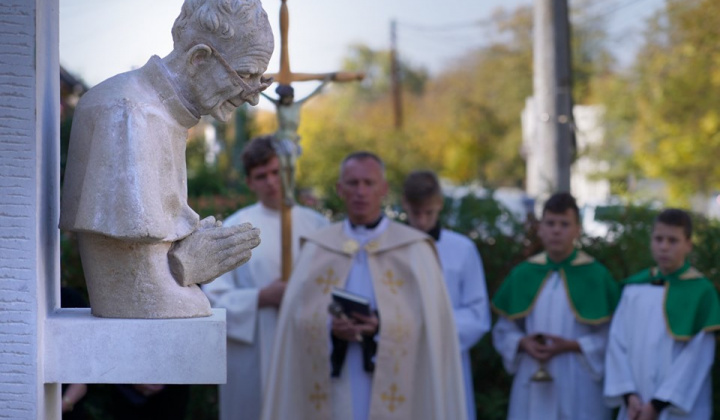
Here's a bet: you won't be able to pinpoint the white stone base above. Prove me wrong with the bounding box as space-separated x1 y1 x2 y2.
44 308 226 384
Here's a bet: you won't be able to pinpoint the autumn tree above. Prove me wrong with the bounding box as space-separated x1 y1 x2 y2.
629 0 720 204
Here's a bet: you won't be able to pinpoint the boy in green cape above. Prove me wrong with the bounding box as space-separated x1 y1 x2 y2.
492 192 619 420
604 209 720 420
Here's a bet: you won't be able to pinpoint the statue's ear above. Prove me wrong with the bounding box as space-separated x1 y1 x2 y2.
187 44 213 69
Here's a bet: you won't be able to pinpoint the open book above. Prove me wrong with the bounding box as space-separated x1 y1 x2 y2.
331 287 371 317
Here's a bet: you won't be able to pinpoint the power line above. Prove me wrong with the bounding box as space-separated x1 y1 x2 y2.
576 0 654 24
397 18 493 33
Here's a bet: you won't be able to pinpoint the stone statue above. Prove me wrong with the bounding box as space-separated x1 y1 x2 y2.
59 0 274 318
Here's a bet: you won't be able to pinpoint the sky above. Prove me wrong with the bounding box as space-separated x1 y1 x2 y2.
59 0 664 107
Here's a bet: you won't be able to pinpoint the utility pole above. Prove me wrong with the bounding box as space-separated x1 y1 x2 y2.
532 0 573 194
390 19 403 130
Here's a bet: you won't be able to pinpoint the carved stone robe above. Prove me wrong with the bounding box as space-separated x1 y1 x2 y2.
262 220 466 420
59 56 208 318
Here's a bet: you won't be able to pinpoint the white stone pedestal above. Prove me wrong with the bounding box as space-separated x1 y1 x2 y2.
44 308 227 384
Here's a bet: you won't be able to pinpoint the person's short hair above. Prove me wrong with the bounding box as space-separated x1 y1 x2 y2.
241 135 276 177
340 151 385 177
655 208 692 239
172 0 267 51
402 170 442 206
542 192 580 223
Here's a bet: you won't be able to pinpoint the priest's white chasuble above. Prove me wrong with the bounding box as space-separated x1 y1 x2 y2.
262 220 467 420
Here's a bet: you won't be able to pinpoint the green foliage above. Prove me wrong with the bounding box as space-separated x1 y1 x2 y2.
625 0 720 203
580 205 657 279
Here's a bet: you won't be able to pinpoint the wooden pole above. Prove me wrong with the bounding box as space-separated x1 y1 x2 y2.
278 0 291 85
278 0 293 281
280 193 293 282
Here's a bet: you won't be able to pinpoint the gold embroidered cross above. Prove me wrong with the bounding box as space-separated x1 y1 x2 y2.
386 312 411 373
315 267 339 294
380 383 406 412
304 311 326 370
309 382 328 411
381 270 404 294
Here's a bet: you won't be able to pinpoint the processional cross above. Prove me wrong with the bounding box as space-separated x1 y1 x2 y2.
265 0 364 281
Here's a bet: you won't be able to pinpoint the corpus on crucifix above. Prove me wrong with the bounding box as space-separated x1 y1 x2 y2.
264 0 364 281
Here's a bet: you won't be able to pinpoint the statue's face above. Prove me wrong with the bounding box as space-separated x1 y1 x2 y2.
195 20 274 121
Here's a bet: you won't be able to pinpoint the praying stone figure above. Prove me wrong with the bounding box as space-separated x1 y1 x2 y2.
59 0 274 318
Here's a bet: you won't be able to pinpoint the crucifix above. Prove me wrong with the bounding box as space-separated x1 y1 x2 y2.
264 0 364 281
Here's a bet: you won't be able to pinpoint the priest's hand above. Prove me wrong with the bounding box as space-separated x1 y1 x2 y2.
519 334 552 361
168 220 261 286
626 394 643 420
331 313 379 342
331 315 361 342
258 279 286 308
352 312 380 337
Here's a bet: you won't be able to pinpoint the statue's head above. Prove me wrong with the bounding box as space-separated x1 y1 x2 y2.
171 0 274 121
276 84 294 105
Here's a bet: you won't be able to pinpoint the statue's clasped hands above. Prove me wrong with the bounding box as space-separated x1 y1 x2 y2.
168 216 261 286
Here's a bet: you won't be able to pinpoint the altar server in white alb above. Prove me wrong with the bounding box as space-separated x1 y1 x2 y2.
492 192 620 420
401 170 490 420
203 136 328 420
605 208 720 420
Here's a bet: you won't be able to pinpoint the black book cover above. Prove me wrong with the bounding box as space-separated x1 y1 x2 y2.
331 288 371 317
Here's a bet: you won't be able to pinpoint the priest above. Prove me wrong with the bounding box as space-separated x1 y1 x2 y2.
262 152 466 420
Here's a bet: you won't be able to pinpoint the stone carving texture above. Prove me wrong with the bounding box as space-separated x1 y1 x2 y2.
0 2 41 418
60 0 274 318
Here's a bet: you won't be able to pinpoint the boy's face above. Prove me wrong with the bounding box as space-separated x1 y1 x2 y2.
651 222 692 274
537 209 581 261
403 197 443 233
247 156 282 210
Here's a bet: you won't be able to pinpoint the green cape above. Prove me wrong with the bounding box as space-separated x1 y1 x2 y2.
492 250 620 325
624 262 720 340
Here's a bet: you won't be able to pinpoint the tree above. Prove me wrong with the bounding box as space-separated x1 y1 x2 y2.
630 0 720 204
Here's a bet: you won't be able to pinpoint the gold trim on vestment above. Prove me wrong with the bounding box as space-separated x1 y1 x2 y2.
527 252 546 264
571 251 595 266
342 240 359 254
679 267 703 280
